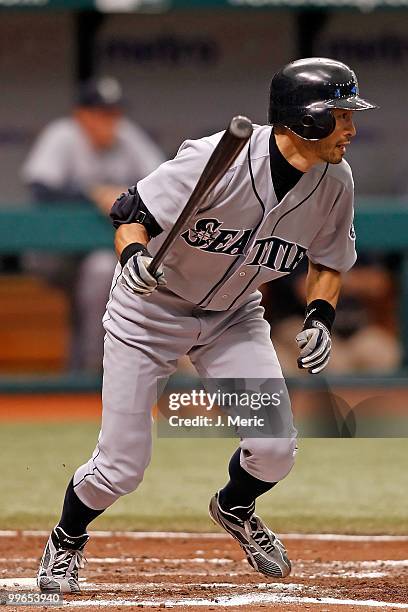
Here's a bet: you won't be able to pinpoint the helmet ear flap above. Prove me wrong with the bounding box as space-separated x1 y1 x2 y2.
291 106 335 140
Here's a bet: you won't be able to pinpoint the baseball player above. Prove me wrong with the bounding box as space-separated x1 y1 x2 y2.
37 58 377 593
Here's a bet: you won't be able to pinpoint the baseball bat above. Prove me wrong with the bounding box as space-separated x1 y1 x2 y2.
148 115 253 276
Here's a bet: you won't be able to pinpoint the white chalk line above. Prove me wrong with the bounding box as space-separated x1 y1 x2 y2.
79 582 303 592
58 594 408 608
0 569 248 580
1 578 407 608
1 529 407 541
296 558 408 579
2 557 406 581
0 578 302 592
3 556 407 569
0 569 392 579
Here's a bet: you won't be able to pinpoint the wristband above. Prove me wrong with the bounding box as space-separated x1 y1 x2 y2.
303 299 335 332
120 242 150 267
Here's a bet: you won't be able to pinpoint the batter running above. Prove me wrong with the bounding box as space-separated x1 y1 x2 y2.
37 57 377 593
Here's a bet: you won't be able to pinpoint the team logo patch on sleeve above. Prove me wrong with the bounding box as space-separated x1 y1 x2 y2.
349 222 356 240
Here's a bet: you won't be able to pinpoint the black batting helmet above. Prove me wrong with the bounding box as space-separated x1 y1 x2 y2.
268 57 377 140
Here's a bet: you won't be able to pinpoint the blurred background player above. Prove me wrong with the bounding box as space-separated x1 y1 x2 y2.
21 77 165 372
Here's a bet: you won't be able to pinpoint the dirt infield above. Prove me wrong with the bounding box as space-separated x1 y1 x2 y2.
1 531 407 611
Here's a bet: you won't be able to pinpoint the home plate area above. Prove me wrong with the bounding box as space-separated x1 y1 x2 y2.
1 532 407 611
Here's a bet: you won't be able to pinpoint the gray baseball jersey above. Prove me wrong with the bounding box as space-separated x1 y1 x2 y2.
138 124 356 311
22 116 165 372
72 124 355 512
22 117 165 194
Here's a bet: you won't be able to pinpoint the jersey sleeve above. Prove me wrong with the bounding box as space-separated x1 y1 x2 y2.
136 137 216 232
307 183 357 273
21 122 71 189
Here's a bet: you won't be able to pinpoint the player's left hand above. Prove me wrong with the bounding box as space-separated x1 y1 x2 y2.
296 321 331 374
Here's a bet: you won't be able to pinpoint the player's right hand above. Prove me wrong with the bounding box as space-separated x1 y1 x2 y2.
121 252 166 296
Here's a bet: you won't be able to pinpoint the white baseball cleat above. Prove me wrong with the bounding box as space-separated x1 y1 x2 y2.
209 492 291 578
37 526 89 594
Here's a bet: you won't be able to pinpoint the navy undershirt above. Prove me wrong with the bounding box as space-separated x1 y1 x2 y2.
269 128 304 202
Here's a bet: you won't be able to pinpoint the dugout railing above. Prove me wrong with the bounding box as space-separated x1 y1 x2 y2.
0 198 408 391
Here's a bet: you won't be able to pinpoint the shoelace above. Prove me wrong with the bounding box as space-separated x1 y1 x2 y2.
51 549 86 579
219 503 286 556
244 516 279 555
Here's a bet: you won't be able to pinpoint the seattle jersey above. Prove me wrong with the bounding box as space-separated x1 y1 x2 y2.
138 124 356 311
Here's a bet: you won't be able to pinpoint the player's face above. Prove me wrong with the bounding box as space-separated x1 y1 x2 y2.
314 109 356 164
75 107 121 150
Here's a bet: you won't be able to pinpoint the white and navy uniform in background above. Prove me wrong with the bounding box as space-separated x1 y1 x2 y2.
22 117 165 371
73 124 356 510
22 117 165 198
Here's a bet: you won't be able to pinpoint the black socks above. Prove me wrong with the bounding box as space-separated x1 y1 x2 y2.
218 448 276 519
58 451 274 536
58 478 105 536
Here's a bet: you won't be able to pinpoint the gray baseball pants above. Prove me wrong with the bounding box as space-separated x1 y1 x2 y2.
73 265 297 510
